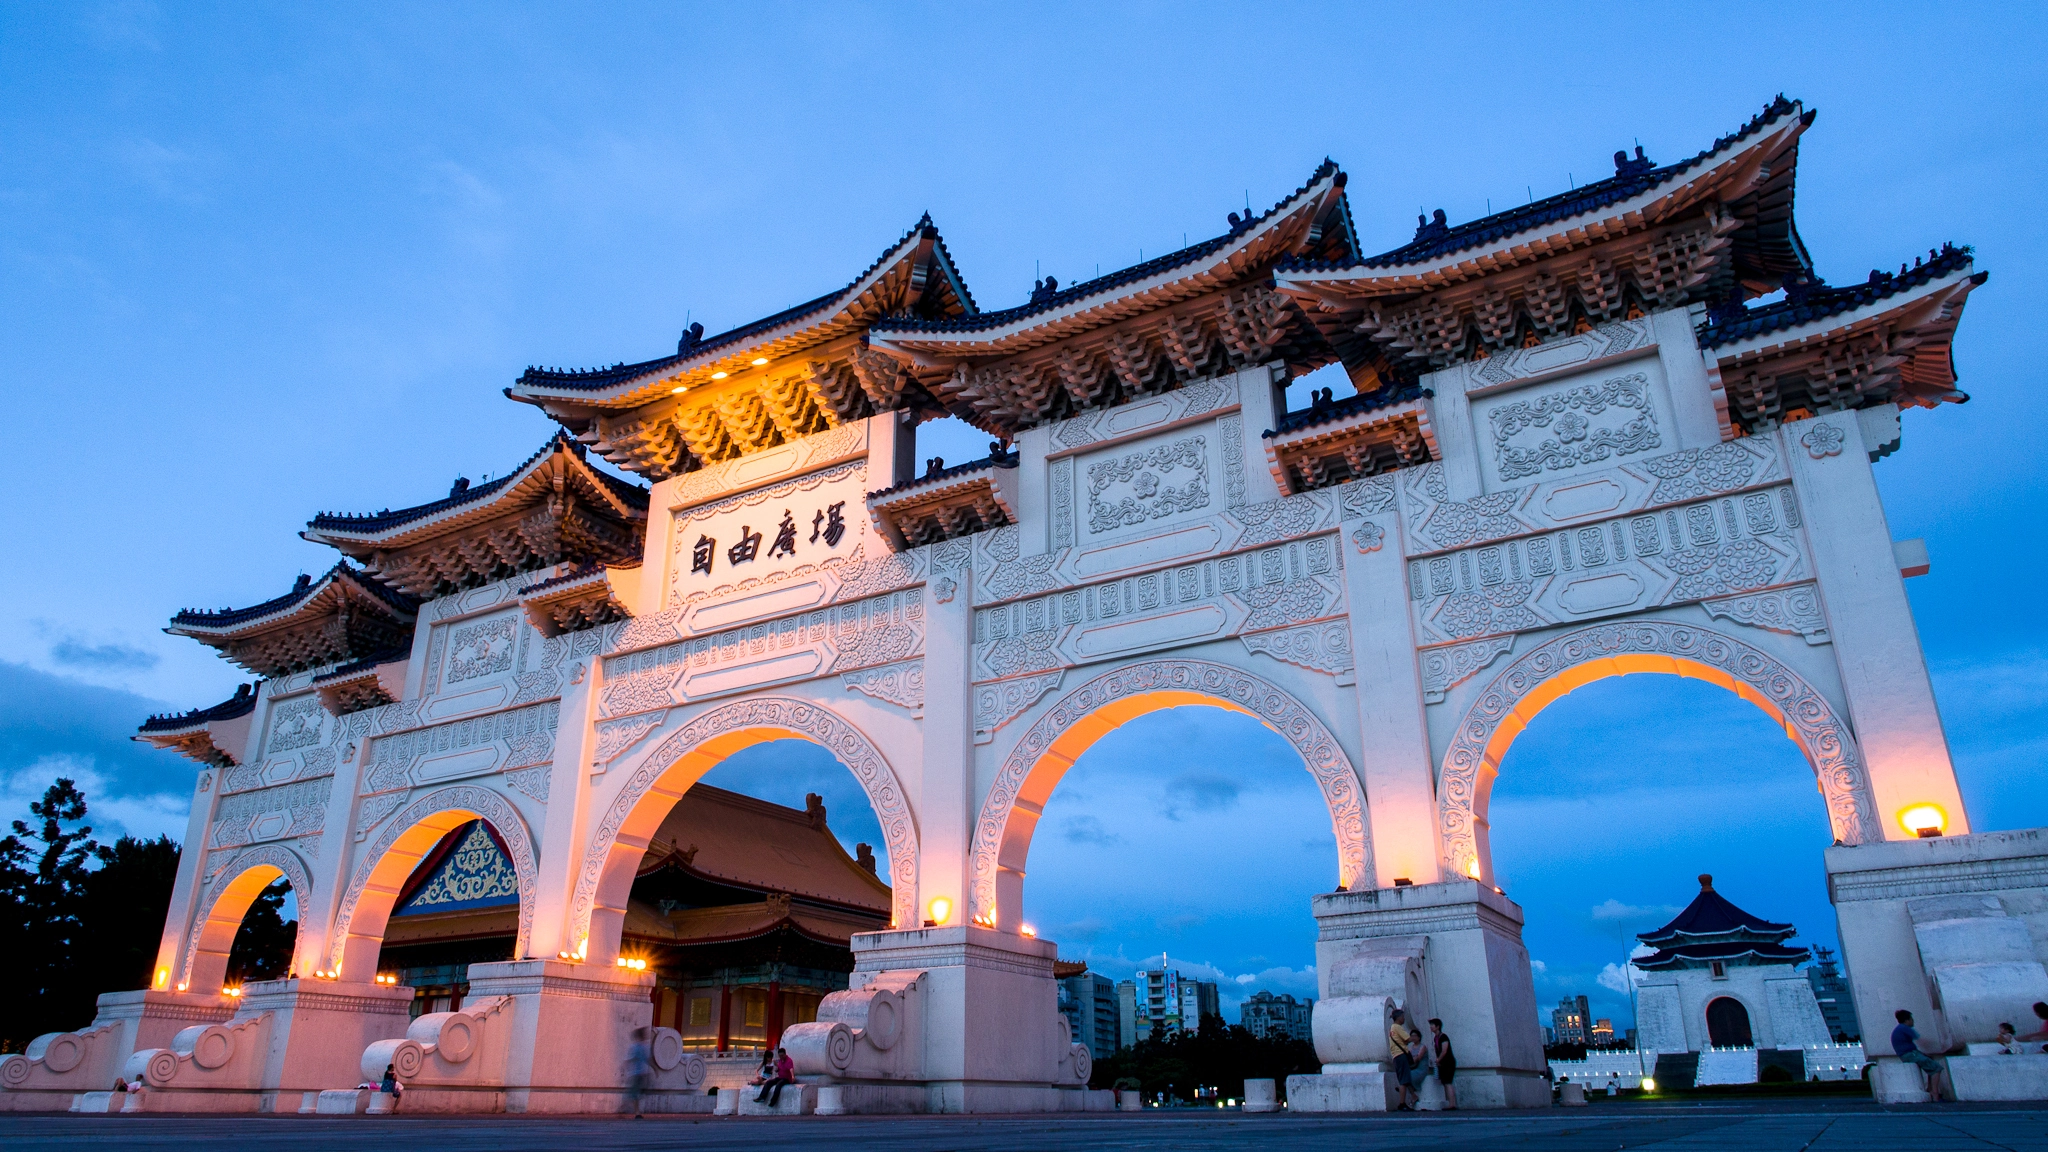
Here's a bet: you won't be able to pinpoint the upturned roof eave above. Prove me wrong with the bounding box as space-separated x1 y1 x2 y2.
303 437 649 552
869 167 1345 357
1704 264 1983 364
1273 111 1806 298
509 220 973 410
166 565 416 638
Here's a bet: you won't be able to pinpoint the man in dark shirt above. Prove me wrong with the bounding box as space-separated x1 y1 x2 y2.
1891 1009 1946 1100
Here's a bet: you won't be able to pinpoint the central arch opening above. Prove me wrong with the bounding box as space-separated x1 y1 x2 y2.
1020 702 1336 1046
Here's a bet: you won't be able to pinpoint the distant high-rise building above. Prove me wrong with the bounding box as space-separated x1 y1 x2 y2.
1117 980 1138 1049
1805 946 1862 1041
1551 995 1591 1045
1055 962 1120 1060
1129 968 1219 1038
1240 991 1315 1040
1590 1018 1614 1045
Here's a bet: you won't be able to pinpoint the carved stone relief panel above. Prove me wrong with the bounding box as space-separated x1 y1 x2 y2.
1240 620 1355 682
1401 437 1787 558
598 588 925 718
445 615 518 685
669 420 867 510
1701 581 1830 645
1080 429 1216 539
359 700 560 795
972 535 1344 680
209 777 333 850
1467 351 1676 492
265 695 325 754
1464 318 1652 390
1405 484 1810 645
841 659 925 714
1042 372 1240 455
973 670 1064 744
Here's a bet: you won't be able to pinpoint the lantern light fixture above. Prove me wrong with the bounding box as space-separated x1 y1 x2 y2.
928 896 952 926
1900 804 1947 838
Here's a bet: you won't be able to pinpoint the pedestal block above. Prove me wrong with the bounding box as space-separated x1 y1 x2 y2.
819 925 1096 1114
102 980 411 1113
1301 881 1549 1109
457 959 656 1114
1285 1070 1393 1111
1828 830 2048 1063
1241 1077 1278 1112
0 990 235 1112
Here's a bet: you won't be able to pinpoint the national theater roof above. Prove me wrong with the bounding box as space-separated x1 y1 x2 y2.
1634 874 1810 971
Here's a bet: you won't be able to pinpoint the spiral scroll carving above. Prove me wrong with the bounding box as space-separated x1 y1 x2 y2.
1437 620 1881 879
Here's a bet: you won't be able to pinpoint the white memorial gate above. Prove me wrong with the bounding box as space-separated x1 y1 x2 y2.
6 97 2040 1113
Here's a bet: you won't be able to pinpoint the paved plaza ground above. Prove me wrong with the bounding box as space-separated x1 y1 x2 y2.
3 1100 2044 1152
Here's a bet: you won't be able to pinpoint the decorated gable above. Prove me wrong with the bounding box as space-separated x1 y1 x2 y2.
394 821 521 915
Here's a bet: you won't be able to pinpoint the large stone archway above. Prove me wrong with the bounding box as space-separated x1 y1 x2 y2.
1437 620 1883 882
180 843 313 993
325 784 539 979
968 658 1370 927
570 695 919 951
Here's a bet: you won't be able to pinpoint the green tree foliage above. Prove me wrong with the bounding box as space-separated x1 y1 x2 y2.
0 779 298 1052
226 878 297 983
1089 1016 1319 1102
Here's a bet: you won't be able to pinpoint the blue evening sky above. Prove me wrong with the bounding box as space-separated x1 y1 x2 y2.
4 5 2045 1030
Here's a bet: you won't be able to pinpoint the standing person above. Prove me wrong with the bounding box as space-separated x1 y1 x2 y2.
1428 1018 1458 1110
1891 1010 1947 1101
625 1027 652 1118
379 1063 403 1112
1387 1009 1418 1111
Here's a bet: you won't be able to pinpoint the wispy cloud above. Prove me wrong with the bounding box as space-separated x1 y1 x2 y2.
1162 772 1240 820
51 639 159 671
1061 814 1121 846
1590 899 1681 923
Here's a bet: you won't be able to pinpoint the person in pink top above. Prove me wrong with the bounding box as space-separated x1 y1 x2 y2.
754 1046 797 1107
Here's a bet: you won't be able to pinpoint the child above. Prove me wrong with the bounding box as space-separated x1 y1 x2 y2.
1997 1022 2019 1054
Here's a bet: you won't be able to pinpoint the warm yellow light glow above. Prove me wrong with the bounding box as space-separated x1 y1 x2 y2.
750 357 768 367
670 386 687 394
1641 1076 1656 1092
928 897 953 925
711 371 729 380
1901 804 1947 837
1020 924 1037 938
1465 857 1482 880
176 982 188 992
155 968 168 989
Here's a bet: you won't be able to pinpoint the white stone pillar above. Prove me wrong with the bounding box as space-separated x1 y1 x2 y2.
156 767 222 991
529 652 604 961
1786 409 1969 838
1341 504 1442 887
917 545 969 930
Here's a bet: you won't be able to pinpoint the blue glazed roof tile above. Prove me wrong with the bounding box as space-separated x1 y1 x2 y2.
516 215 974 392
1281 96 1807 275
873 160 1349 337
170 562 417 630
307 431 647 536
139 684 258 733
1697 244 1979 349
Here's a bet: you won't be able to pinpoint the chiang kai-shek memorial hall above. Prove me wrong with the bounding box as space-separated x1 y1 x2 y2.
6 96 2045 1114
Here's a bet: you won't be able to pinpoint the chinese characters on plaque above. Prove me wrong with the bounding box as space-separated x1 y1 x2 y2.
691 501 847 577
